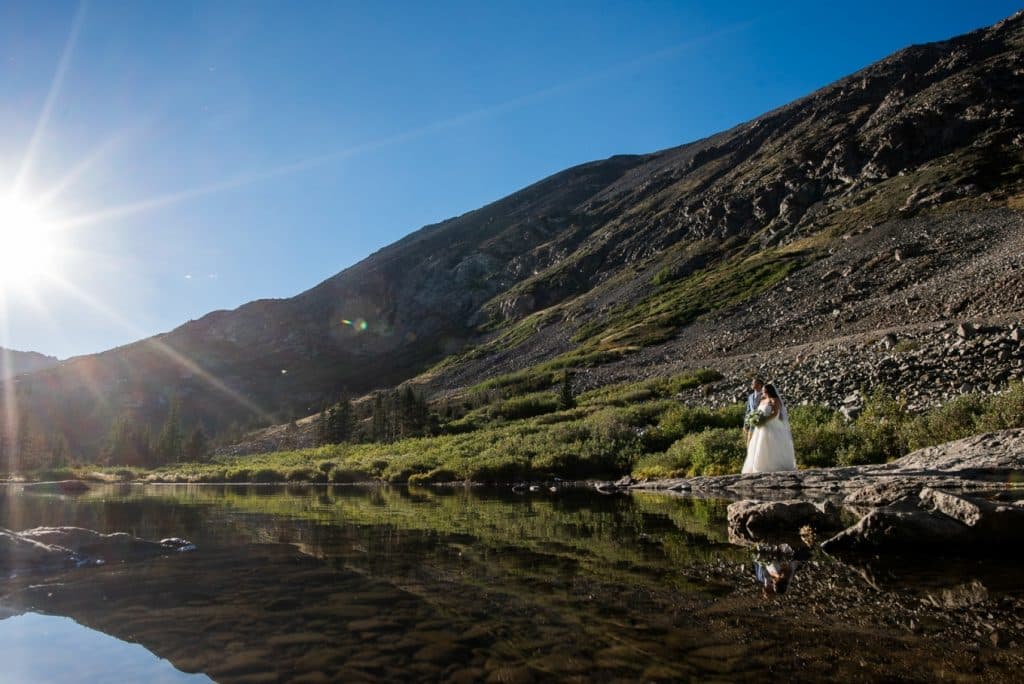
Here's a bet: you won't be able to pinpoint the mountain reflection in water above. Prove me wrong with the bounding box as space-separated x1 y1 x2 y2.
0 483 1021 682
0 612 212 683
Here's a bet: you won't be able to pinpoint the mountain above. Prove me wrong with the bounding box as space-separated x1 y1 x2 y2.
3 11 1024 464
0 348 58 380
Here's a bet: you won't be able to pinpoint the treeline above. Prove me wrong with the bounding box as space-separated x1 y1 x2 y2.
314 386 436 446
0 413 71 473
102 400 209 467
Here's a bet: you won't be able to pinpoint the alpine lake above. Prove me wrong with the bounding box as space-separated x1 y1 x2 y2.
1 483 1022 683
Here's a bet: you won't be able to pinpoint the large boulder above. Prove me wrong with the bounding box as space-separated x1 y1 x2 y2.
822 489 1024 555
820 507 973 554
728 499 844 541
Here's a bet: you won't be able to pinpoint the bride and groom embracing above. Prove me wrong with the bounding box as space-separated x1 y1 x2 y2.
742 377 797 474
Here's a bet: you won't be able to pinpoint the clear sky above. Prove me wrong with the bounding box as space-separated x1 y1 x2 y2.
0 1 1019 359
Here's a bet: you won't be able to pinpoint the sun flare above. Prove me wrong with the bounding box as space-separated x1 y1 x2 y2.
0 193 60 290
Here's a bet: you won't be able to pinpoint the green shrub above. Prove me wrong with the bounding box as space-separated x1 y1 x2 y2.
583 408 637 443
490 394 560 420
845 389 910 464
408 468 461 485
226 468 251 483
34 467 77 481
789 405 849 468
901 393 986 451
251 468 285 483
633 441 693 480
977 381 1024 432
687 428 746 475
652 428 745 477
285 468 317 482
645 403 744 450
329 468 367 483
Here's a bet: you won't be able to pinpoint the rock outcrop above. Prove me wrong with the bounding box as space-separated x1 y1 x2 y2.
821 488 1024 554
689 429 1024 556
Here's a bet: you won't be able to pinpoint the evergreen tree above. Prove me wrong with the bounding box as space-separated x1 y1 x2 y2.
49 433 69 468
103 417 132 465
184 426 210 461
372 392 387 442
314 405 328 446
559 371 576 410
335 398 355 443
156 400 184 464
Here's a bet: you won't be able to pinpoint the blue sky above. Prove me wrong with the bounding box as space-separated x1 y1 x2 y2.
0 1 1019 359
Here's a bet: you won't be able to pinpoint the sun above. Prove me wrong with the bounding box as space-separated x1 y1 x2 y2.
0 193 60 290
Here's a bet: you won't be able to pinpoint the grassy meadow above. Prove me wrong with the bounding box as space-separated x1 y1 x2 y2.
36 370 1024 485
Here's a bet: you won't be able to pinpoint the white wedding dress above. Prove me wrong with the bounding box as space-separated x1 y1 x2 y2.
742 399 797 474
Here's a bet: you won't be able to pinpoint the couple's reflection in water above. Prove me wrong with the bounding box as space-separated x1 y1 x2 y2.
751 544 811 597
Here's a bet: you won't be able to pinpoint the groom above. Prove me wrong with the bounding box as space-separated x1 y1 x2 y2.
744 377 764 445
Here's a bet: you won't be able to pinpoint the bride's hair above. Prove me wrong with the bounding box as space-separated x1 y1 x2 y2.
763 384 780 400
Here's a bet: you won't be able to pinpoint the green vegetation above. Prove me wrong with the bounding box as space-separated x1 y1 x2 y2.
573 242 814 350
19 372 1024 485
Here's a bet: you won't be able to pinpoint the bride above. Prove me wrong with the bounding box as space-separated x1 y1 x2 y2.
742 383 797 474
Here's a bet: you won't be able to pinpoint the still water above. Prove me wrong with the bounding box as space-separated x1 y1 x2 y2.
0 484 1021 682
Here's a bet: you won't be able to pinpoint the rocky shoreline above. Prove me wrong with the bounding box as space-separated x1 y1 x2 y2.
627 428 1024 557
629 429 1024 499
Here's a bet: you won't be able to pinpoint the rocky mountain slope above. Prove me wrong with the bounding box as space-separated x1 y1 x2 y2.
3 11 1024 462
0 348 58 381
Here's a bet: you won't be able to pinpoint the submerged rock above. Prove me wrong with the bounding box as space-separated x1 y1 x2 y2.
21 480 90 494
1 526 195 578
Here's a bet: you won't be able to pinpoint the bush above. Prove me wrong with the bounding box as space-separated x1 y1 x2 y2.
789 405 849 468
977 381 1024 432
583 408 637 443
225 468 251 483
686 428 746 475
901 393 986 451
284 468 313 482
844 390 910 465
648 428 745 477
645 403 744 450
408 468 461 485
251 468 285 483
490 394 560 420
329 468 367 483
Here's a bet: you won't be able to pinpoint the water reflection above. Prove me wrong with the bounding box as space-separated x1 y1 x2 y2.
0 484 1021 681
0 612 212 683
752 545 810 597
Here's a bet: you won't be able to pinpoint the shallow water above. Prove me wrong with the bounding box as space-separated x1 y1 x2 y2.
0 484 1021 682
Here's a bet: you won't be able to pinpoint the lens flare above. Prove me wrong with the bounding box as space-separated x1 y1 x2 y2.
0 194 60 290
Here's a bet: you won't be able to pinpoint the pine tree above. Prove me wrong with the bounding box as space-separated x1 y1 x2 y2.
559 371 576 410
184 426 209 462
372 393 387 442
336 398 355 443
156 400 184 464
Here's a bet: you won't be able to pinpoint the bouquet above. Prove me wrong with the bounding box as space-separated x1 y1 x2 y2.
745 409 767 430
